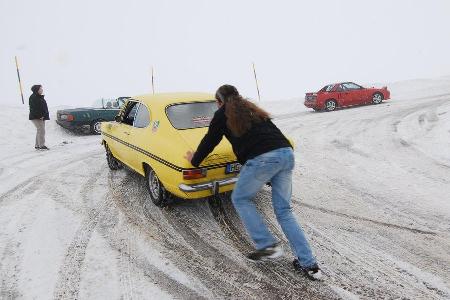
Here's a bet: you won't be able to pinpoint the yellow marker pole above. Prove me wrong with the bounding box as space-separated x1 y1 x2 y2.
15 56 25 104
252 62 261 101
151 66 155 95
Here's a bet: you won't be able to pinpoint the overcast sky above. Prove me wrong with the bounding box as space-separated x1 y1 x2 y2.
1 0 450 106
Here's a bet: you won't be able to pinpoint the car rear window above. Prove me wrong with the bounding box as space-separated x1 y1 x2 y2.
320 85 334 92
166 101 217 129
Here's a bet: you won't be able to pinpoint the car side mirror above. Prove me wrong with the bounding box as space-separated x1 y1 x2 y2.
114 115 122 123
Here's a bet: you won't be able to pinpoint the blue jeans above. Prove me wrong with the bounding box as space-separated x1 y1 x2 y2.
231 147 317 267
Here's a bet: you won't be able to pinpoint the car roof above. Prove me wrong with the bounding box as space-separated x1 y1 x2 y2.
130 92 215 107
331 82 359 86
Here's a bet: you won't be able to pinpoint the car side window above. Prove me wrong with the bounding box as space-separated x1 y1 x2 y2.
336 84 345 92
123 101 139 126
343 83 362 90
133 103 151 128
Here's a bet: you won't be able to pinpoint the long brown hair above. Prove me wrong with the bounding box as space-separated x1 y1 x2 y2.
215 85 270 137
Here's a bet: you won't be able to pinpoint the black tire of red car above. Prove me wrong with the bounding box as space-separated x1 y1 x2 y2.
325 99 337 111
90 119 104 135
372 92 384 104
145 165 168 207
105 144 122 170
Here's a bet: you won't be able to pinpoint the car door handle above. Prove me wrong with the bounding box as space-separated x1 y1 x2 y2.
123 132 130 135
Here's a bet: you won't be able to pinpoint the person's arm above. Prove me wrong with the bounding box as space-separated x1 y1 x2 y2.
190 108 226 167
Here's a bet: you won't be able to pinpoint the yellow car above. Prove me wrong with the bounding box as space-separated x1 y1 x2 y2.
101 93 240 206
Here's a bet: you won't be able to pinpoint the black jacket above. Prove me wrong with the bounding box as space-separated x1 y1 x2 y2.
29 93 50 120
191 106 292 167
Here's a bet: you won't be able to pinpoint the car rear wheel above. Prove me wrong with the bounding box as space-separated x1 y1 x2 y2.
105 144 122 170
90 119 104 135
325 99 337 111
145 165 168 207
372 92 383 104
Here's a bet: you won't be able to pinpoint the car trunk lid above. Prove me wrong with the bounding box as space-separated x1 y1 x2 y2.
175 128 236 166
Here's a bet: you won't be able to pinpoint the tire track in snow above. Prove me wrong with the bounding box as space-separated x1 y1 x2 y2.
296 199 436 235
0 241 22 299
103 172 218 299
0 150 101 207
0 184 47 299
207 193 339 299
304 221 448 299
53 167 109 300
109 172 336 299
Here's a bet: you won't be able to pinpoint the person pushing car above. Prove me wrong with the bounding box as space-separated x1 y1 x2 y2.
185 84 322 280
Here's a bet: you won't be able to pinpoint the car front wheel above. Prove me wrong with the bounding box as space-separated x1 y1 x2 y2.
372 92 383 104
325 99 337 111
90 119 103 135
145 165 168 207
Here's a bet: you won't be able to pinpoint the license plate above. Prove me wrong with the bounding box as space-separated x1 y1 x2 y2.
225 162 241 174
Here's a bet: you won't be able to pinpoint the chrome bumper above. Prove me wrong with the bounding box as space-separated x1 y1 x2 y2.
179 177 238 195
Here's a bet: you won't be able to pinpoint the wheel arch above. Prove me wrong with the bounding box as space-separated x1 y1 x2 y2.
324 98 338 109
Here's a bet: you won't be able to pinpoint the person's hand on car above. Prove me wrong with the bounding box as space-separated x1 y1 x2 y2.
184 150 195 163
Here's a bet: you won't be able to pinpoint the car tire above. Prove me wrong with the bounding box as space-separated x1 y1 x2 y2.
145 165 168 207
372 92 384 104
105 144 122 170
313 108 320 112
90 119 104 135
325 99 337 111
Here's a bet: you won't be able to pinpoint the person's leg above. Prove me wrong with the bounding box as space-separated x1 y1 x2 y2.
31 120 40 148
270 149 317 267
41 120 46 146
231 156 280 250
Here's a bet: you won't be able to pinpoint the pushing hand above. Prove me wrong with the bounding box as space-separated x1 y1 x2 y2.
184 150 195 163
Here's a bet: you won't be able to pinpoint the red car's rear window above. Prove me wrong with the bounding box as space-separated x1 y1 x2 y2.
320 85 334 92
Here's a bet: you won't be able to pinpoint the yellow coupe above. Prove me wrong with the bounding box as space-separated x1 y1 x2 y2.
101 93 240 206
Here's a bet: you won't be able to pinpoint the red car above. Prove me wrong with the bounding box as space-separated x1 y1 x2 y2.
304 82 390 111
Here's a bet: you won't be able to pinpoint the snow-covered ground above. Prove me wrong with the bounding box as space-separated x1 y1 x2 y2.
1 77 450 299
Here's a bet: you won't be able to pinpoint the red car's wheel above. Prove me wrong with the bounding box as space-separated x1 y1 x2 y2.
325 99 337 111
372 92 383 104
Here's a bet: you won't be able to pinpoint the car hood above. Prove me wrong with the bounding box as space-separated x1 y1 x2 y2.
175 128 236 165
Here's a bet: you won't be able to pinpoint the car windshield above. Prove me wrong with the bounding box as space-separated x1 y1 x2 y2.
166 101 217 129
92 98 125 109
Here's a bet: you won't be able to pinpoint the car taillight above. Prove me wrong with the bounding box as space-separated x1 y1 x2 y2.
60 114 74 121
182 168 207 180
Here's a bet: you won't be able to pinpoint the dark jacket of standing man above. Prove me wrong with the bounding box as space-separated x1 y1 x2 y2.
29 85 49 121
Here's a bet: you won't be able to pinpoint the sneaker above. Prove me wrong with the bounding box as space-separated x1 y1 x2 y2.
247 242 283 261
293 259 323 281
39 146 50 150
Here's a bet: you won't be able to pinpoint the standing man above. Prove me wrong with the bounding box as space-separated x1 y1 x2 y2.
185 85 322 280
29 85 50 150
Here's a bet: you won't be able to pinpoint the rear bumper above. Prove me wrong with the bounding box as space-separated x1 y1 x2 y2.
304 101 318 109
179 177 238 195
56 120 88 129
